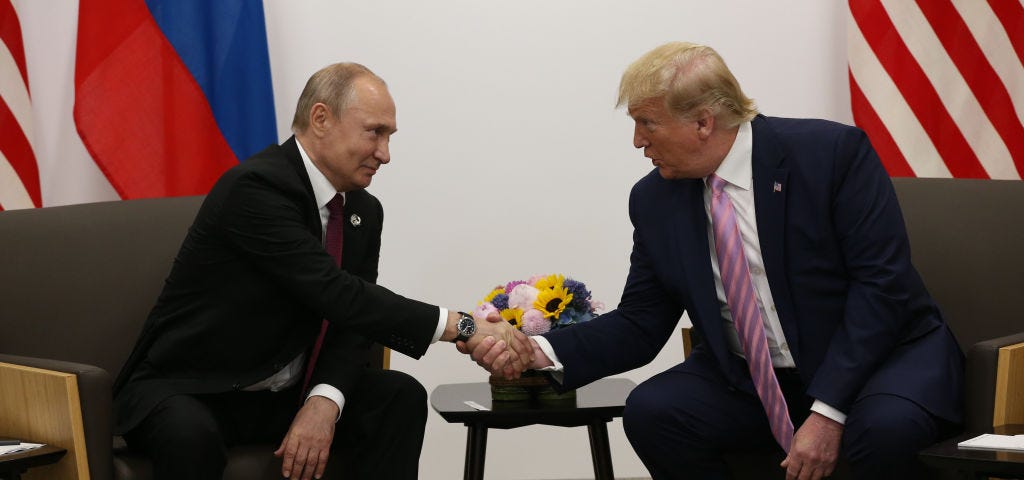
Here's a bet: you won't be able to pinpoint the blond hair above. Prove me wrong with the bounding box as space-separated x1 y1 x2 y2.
291 62 385 133
617 42 757 127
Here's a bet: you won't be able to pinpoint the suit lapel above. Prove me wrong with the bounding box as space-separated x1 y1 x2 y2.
750 116 801 364
340 190 369 271
670 178 736 372
281 136 323 237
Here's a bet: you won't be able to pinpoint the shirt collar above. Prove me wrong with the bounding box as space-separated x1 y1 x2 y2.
708 121 753 190
295 137 345 210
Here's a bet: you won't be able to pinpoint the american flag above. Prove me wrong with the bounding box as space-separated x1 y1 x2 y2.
0 0 40 210
848 0 1024 180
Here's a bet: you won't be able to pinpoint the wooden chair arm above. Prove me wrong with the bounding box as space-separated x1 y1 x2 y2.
0 361 90 479
994 340 1024 427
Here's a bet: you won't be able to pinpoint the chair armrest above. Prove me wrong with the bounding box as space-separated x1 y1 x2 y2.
963 331 1024 432
0 353 113 480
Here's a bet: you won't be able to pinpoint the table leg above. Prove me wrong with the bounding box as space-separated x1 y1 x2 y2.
587 420 615 480
464 423 488 480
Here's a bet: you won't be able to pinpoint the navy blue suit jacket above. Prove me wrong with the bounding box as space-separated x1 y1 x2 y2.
544 115 964 422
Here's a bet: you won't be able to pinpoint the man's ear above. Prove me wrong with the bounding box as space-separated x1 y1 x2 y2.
695 108 715 140
309 103 330 136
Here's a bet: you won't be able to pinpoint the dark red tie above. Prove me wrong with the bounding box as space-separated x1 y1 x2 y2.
301 193 344 395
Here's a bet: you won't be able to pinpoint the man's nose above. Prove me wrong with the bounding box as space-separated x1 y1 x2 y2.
633 125 648 149
376 139 390 164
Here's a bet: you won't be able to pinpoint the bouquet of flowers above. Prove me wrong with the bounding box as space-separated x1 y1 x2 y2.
472 273 603 336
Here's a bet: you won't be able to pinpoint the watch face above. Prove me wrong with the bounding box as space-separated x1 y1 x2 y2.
458 316 476 338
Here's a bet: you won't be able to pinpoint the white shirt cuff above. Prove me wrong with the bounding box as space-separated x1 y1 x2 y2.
307 384 345 422
530 335 565 383
810 399 846 425
431 307 448 344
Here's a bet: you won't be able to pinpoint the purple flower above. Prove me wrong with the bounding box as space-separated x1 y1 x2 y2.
564 278 592 311
491 293 509 311
505 280 527 293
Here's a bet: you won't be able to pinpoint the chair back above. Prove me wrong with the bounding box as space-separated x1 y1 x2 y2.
0 196 204 375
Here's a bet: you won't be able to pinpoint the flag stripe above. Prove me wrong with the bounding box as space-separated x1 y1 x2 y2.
848 8 952 178
953 0 1024 125
74 0 238 199
915 0 1024 178
144 0 276 163
849 73 915 177
987 0 1024 69
0 96 41 206
0 148 35 210
0 0 39 209
0 38 33 142
851 0 988 179
880 0 1017 180
0 0 28 87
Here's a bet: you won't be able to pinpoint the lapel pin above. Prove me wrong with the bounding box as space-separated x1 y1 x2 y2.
349 214 362 227
773 182 783 193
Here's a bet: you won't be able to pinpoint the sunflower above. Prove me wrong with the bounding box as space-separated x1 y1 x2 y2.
482 286 505 304
500 307 524 329
534 286 573 319
534 274 566 291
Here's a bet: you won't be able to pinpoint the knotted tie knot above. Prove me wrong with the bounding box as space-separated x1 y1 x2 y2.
709 173 728 198
326 193 345 221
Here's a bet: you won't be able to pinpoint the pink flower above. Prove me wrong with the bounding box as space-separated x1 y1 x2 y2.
527 274 546 285
521 309 550 335
505 280 527 293
507 284 539 311
472 303 498 323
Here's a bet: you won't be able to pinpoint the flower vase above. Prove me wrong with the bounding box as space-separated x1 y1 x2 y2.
488 370 577 403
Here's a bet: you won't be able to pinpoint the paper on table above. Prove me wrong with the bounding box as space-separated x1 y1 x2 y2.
0 442 44 456
957 434 1024 452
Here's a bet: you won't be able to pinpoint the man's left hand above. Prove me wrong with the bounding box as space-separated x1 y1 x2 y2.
780 412 842 480
274 395 338 480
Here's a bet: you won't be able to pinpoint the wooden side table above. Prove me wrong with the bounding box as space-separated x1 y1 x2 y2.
919 424 1024 479
0 444 67 480
431 377 636 480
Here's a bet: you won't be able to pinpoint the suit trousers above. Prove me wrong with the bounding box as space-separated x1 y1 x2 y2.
621 356 954 480
124 369 427 480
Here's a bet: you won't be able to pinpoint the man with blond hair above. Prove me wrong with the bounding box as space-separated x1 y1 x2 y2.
116 62 529 480
468 42 963 479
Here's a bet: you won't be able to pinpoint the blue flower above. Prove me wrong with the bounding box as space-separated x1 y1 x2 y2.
564 278 592 311
491 293 509 311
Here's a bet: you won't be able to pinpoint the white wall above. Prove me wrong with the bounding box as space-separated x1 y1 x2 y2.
263 2 850 478
19 1 852 478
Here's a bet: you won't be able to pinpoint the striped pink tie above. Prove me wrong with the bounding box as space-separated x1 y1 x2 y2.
301 193 345 396
708 174 794 453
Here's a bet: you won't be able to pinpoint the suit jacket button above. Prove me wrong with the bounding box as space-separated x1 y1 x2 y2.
232 383 242 390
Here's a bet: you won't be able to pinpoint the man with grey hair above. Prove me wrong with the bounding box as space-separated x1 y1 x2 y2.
467 42 963 479
115 62 530 480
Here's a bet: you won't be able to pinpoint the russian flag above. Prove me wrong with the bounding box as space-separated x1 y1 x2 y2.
74 0 276 199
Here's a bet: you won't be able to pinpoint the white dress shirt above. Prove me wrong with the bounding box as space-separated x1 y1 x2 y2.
535 121 846 424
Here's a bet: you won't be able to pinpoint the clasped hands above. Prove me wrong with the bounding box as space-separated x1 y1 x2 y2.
456 312 550 379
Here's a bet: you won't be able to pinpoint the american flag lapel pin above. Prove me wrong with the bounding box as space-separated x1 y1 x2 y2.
773 182 783 193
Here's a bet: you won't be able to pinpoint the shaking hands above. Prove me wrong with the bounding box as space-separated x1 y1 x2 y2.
454 311 552 379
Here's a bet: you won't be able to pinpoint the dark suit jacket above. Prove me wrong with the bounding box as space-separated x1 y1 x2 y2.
544 115 964 423
113 136 439 434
